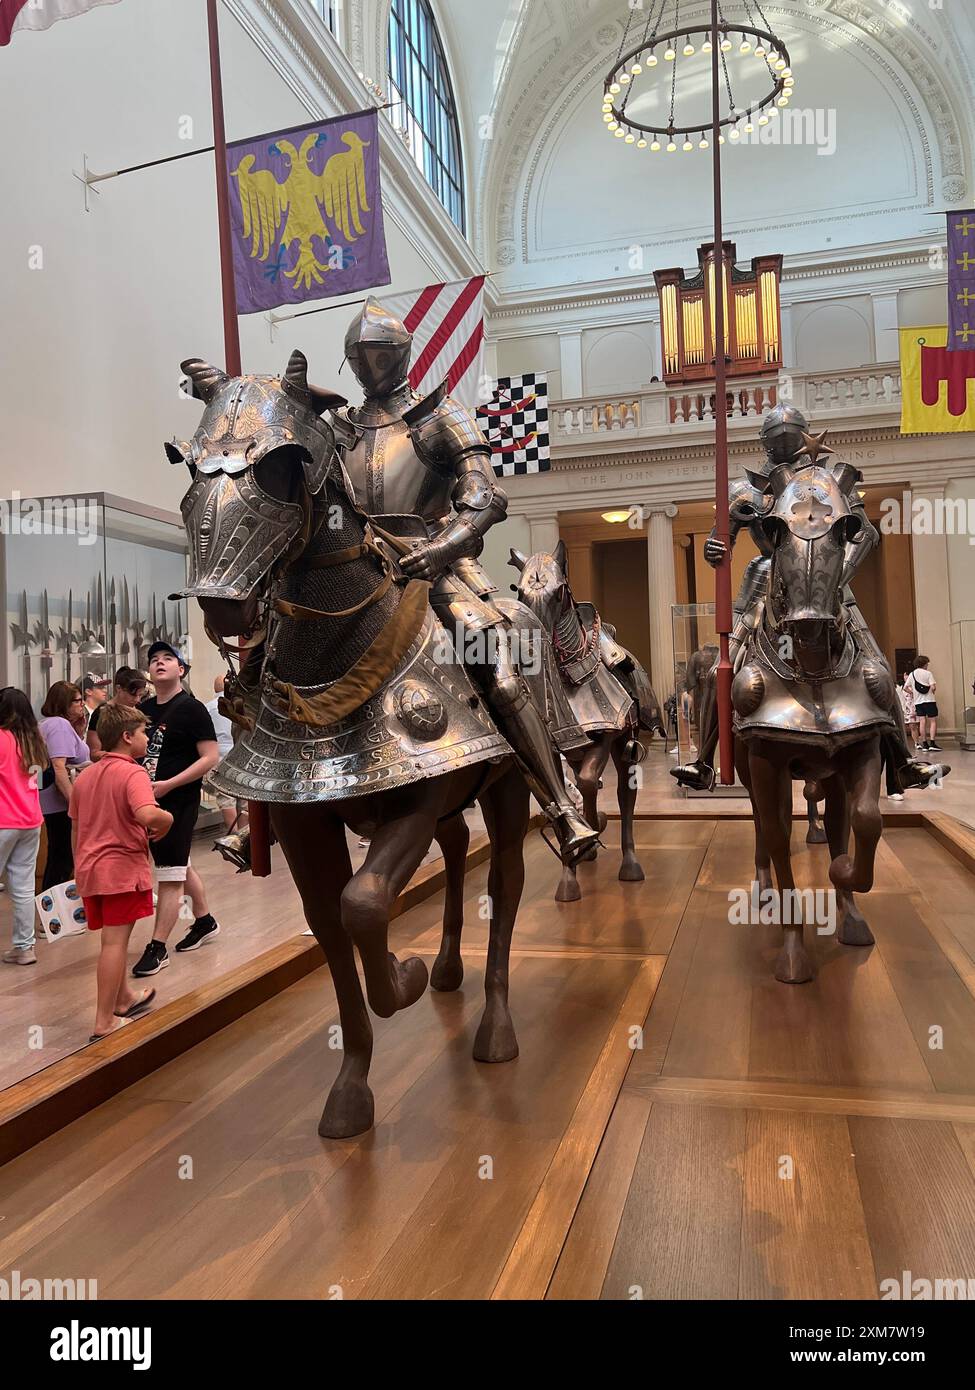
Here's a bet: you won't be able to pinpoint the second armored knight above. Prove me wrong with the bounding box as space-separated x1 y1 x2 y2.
332 298 598 863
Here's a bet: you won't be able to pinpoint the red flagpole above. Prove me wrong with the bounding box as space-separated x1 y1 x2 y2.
710 0 734 784
206 0 271 875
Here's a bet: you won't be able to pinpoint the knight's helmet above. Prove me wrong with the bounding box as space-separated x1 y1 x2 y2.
344 298 412 397
759 401 809 471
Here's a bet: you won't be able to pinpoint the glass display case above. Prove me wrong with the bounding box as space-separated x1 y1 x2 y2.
951 619 975 752
1 493 188 711
671 600 746 796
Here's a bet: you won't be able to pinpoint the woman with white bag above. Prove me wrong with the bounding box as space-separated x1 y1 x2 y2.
0 687 47 966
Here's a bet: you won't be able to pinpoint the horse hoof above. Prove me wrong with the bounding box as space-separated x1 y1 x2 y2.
319 1079 374 1138
394 954 429 1010
805 826 828 845
555 875 582 903
774 941 814 984
838 910 875 948
618 857 645 882
473 1008 519 1063
430 953 464 992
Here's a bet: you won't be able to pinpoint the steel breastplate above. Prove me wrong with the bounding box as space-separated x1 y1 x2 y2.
342 417 452 520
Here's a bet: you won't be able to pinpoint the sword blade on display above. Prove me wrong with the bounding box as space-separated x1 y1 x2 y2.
120 577 130 659
151 593 158 643
40 588 53 692
63 588 74 680
109 577 117 663
132 583 145 668
96 571 105 645
16 590 32 702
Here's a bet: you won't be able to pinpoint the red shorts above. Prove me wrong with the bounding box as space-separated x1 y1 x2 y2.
83 889 155 930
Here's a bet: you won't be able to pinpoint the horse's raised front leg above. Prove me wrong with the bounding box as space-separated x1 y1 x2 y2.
612 733 644 882
804 779 827 844
341 787 440 1019
577 739 611 859
473 765 530 1062
555 753 583 903
431 811 469 991
822 772 874 947
272 804 374 1139
829 735 883 898
749 744 813 984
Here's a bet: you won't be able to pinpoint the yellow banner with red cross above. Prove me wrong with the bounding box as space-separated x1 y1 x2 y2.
899 326 975 433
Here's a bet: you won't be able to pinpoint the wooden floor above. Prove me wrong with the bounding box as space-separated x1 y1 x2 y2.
2 818 975 1300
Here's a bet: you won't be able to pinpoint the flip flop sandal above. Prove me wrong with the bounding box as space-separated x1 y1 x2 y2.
88 1016 133 1044
115 988 156 1019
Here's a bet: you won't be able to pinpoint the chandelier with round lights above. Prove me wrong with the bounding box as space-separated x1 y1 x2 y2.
602 0 794 152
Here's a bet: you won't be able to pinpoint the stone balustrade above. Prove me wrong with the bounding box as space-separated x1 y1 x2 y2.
552 364 902 442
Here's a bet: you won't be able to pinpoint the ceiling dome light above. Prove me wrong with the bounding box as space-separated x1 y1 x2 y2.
650 139 661 151
602 511 632 524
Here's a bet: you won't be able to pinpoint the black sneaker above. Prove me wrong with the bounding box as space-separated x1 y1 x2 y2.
132 940 169 977
175 918 221 952
926 741 943 752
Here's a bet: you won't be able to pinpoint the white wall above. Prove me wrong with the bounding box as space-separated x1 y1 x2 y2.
0 0 448 514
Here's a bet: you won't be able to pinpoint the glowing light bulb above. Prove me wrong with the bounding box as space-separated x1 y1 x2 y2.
702 39 712 53
637 138 647 148
609 82 621 94
682 139 693 150
614 128 626 137
718 134 725 144
754 44 766 58
666 140 677 151
758 113 769 126
631 62 642 74
650 139 661 151
603 114 614 123
607 120 619 130
683 42 695 57
782 67 792 77
620 72 631 84
647 53 658 66
744 121 754 133
739 40 752 54
729 127 740 140
783 77 795 88
774 56 786 70
664 46 676 61
777 95 789 106
699 136 709 149
721 39 732 52
625 133 635 143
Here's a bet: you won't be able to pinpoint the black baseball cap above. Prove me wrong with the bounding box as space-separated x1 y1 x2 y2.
147 641 191 673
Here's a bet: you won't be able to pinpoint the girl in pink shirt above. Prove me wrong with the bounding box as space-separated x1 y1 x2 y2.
0 688 46 965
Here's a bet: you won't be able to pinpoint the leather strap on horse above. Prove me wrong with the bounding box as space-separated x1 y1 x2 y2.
274 524 397 620
270 578 431 727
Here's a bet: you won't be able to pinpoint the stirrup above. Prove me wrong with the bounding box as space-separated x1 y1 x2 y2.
669 761 716 792
213 827 251 873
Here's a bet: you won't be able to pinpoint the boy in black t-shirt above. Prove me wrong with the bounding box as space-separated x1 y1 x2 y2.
132 643 221 977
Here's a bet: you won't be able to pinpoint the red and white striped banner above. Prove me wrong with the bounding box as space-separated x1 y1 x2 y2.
378 275 486 411
1 0 120 45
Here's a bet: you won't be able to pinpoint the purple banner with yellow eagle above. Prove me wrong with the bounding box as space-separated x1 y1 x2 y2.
226 109 391 314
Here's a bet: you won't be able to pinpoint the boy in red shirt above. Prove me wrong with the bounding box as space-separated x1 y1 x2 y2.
69 705 174 1041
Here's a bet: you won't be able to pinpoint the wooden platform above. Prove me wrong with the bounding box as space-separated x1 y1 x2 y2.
2 817 975 1299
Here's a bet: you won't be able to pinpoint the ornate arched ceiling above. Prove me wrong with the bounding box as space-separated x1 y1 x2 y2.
467 0 974 289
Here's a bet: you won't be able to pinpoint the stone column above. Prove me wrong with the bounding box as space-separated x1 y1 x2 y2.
910 484 956 729
645 503 679 696
528 515 561 557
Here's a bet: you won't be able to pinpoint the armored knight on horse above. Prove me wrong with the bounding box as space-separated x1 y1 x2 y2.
672 402 945 797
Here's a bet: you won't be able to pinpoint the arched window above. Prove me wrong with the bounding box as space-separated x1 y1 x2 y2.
387 0 465 231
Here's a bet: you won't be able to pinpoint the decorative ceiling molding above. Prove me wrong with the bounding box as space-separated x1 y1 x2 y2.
484 0 968 273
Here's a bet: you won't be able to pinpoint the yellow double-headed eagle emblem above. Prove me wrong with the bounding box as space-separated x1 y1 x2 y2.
231 129 371 291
